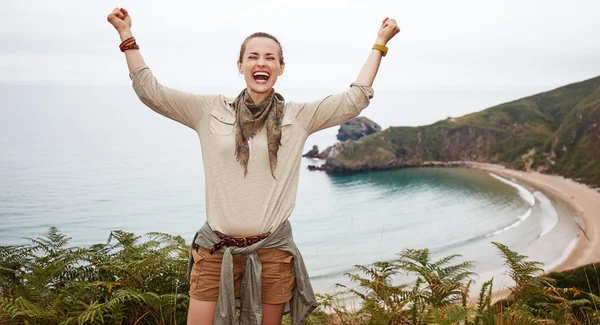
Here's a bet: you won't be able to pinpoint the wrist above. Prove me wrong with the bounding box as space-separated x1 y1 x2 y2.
374 38 388 46
118 29 133 41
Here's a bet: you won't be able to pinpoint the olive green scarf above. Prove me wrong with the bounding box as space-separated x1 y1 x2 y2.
231 89 284 179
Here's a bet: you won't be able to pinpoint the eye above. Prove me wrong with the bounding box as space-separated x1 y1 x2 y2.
267 57 275 61
248 55 258 60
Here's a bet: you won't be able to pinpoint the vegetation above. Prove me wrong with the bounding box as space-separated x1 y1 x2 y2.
328 75 600 188
0 227 189 325
3 228 600 324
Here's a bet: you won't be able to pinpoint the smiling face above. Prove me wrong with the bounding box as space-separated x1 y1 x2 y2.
237 36 285 102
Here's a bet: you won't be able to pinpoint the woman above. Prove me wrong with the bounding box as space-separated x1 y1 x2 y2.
107 7 399 325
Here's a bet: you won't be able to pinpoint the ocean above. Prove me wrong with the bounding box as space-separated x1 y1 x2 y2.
0 83 578 295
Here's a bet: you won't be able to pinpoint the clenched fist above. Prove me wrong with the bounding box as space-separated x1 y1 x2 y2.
376 18 400 45
107 7 132 33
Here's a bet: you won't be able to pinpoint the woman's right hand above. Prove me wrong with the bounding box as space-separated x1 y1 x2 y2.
107 7 132 33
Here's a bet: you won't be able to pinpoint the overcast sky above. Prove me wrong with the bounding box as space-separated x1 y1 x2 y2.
1 0 599 92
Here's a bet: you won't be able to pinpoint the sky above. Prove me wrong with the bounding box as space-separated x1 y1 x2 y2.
1 0 600 92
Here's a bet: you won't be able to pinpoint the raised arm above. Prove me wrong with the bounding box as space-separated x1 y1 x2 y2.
107 8 145 72
295 18 400 134
355 18 400 86
107 8 206 130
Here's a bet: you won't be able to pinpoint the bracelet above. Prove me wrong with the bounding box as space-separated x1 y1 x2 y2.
372 43 388 57
119 36 139 52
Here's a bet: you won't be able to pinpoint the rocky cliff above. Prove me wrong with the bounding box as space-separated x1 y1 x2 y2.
336 116 382 141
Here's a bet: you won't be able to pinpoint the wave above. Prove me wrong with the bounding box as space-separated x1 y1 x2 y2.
485 208 532 238
423 207 531 253
542 237 579 272
488 173 536 206
488 173 559 237
311 207 536 281
433 174 537 249
434 173 538 252
535 191 559 237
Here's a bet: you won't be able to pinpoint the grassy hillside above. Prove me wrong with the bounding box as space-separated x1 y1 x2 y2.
323 75 600 187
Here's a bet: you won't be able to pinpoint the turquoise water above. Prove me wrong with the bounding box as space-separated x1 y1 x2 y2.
0 84 572 294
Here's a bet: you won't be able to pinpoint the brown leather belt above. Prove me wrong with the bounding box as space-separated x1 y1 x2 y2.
209 231 271 254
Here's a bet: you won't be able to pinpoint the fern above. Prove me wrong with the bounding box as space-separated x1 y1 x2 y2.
0 227 189 325
4 228 600 324
395 248 475 309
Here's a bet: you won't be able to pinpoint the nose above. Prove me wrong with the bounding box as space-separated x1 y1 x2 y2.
257 57 266 66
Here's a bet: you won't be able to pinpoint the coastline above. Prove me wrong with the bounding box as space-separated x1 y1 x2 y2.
463 162 600 301
309 158 600 305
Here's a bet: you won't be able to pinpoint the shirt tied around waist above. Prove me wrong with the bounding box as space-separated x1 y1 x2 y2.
186 220 317 325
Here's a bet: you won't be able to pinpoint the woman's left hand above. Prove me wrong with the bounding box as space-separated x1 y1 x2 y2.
376 18 400 45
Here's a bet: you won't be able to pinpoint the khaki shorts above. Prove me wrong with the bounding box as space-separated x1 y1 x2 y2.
188 246 295 305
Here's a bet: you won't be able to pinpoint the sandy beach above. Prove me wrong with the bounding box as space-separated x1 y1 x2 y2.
321 161 600 310
465 162 600 301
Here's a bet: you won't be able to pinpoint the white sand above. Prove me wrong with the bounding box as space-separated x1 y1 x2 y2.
466 162 600 301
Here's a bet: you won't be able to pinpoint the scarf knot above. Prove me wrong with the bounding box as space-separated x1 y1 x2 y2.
231 89 284 179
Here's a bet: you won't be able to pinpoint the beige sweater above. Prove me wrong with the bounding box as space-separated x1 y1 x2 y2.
130 65 374 237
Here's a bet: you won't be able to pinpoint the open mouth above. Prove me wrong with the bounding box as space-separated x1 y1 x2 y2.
252 71 270 84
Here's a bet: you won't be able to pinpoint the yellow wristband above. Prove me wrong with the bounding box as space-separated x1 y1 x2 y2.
372 43 388 57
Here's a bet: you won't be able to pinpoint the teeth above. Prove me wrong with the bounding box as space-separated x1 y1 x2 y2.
253 72 270 77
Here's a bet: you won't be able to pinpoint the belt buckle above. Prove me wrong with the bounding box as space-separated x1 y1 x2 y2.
233 236 248 247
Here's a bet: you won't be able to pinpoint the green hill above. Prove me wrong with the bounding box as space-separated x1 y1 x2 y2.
318 75 600 187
